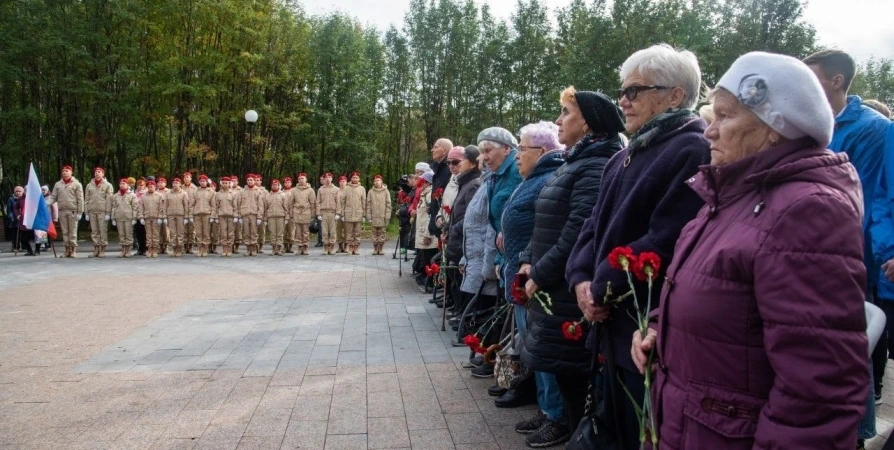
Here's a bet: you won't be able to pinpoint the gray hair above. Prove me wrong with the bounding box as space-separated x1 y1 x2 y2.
620 44 702 110
478 140 510 153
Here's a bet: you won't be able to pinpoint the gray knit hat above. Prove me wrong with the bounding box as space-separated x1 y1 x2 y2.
477 127 518 149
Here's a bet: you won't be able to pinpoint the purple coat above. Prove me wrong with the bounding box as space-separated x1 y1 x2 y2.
652 138 869 449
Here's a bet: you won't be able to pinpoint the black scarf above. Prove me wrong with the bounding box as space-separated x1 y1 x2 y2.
627 108 697 154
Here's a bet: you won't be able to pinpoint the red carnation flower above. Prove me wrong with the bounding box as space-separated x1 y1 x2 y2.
510 277 528 305
442 205 452 215
432 187 444 200
463 334 481 350
608 246 636 271
561 321 583 341
425 263 440 277
633 251 662 281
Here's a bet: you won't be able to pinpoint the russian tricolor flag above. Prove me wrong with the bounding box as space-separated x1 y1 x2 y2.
23 163 52 236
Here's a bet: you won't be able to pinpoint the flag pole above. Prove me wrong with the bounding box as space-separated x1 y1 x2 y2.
50 238 57 258
14 228 19 257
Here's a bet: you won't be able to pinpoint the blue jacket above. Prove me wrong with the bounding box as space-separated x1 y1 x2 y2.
499 150 565 300
833 96 890 287
487 150 522 265
870 121 894 299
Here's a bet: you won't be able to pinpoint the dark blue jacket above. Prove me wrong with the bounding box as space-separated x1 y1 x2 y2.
487 150 522 265
870 120 894 299
565 118 710 371
500 150 565 300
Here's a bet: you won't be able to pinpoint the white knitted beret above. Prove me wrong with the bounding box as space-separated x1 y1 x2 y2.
415 162 431 172
716 52 834 149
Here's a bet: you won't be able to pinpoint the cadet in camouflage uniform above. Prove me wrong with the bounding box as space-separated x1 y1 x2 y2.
336 175 348 253
214 177 238 256
256 174 268 254
290 173 316 255
339 172 366 256
231 175 243 253
191 175 216 256
47 165 85 258
317 173 339 255
138 180 166 258
111 178 138 258
282 177 295 253
262 179 290 255
182 172 198 253
366 174 393 256
166 178 190 257
209 180 220 253
84 167 114 258
156 177 171 254
237 174 264 256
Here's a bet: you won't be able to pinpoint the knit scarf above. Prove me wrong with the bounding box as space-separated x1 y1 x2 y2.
94 178 103 186
627 108 697 155
119 188 128 195
565 133 607 160
63 177 72 185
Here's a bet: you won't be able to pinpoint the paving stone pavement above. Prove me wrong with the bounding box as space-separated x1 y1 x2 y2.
0 242 891 449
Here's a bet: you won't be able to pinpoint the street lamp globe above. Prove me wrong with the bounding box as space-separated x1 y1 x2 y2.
245 110 258 123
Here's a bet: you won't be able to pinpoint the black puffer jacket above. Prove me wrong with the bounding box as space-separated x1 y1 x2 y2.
520 134 623 374
428 158 452 235
445 168 481 264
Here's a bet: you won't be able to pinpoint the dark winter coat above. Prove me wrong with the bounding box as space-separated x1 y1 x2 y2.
519 134 622 374
653 138 868 450
500 151 565 299
445 168 481 264
488 150 522 266
428 157 452 235
565 118 710 372
14 196 27 230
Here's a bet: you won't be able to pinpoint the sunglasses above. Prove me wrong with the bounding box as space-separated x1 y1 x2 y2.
447 160 462 166
617 85 669 102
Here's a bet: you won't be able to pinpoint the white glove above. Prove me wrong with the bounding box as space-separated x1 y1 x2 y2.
188 218 193 223
183 219 188 225
85 214 90 222
163 219 168 225
317 215 322 221
233 217 239 223
131 220 136 225
284 220 289 224
140 219 145 225
104 214 110 221
335 214 341 221
112 220 117 226
238 218 243 224
210 217 215 223
156 219 162 225
256 219 262 225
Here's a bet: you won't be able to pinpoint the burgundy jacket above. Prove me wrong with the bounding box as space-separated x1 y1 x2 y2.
652 138 868 449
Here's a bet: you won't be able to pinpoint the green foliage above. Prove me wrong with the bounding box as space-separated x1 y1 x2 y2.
852 58 894 109
0 0 882 197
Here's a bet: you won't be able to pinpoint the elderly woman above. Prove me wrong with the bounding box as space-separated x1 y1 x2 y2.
496 121 565 423
632 52 868 449
565 44 710 448
445 146 482 317
414 171 438 291
517 89 626 444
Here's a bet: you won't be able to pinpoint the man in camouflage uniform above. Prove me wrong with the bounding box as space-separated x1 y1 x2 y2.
191 175 216 257
156 177 171 254
263 179 290 255
231 174 243 253
47 165 84 258
282 177 295 253
366 174 393 256
317 173 339 255
237 174 264 256
138 180 166 258
256 174 268 254
111 178 138 258
214 177 238 256
166 178 190 257
336 175 348 253
339 172 366 256
84 167 114 258
290 173 316 256
182 172 198 253
209 179 220 253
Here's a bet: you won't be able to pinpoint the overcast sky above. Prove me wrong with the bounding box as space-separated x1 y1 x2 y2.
306 0 894 62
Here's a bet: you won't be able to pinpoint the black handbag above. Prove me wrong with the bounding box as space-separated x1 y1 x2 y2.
309 218 320 234
566 325 620 450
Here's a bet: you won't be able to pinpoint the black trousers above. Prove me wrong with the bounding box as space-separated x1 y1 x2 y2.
874 298 894 389
557 371 590 430
135 222 147 253
598 365 645 450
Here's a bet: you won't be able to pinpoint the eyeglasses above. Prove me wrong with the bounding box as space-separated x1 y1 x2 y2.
447 160 462 166
518 145 543 152
617 85 669 102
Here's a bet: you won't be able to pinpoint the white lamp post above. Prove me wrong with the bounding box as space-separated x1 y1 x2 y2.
245 110 258 173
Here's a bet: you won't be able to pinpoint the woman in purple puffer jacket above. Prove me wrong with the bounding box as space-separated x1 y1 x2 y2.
633 52 869 449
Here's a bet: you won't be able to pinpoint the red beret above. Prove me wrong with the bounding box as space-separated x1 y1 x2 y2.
199 174 208 181
324 172 333 178
221 177 230 182
119 178 129 184
147 181 156 186
62 165 73 171
157 177 167 183
183 172 192 177
272 179 280 184
339 175 347 182
350 172 359 178
94 167 105 173
283 177 292 182
173 178 181 183
374 174 383 180
298 173 307 178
